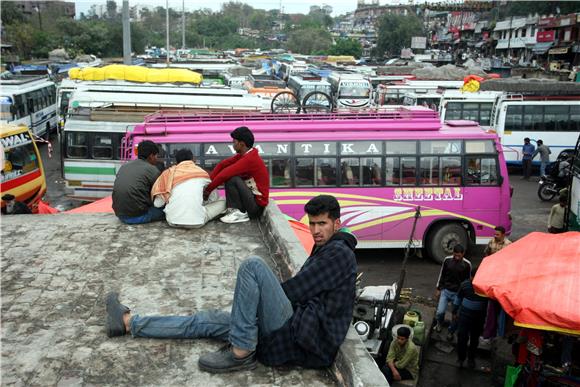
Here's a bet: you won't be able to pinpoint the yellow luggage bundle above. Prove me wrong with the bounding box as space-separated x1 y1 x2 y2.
68 64 202 84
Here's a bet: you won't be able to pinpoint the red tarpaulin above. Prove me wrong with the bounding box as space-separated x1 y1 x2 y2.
473 231 580 335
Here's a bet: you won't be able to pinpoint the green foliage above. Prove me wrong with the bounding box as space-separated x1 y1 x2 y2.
375 13 424 58
1 2 25 24
287 28 332 55
328 38 363 58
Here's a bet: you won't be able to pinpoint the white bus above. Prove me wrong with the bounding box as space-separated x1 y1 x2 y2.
402 91 443 111
287 74 332 105
327 72 373 109
493 97 580 165
0 75 58 138
62 83 269 200
439 90 503 129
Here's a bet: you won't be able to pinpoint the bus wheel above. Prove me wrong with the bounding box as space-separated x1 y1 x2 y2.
45 123 51 141
302 91 333 113
428 223 468 264
271 91 300 114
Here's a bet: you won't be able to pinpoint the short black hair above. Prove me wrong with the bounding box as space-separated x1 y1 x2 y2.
524 137 530 142
494 226 506 234
230 126 255 148
175 148 193 164
2 194 15 201
304 195 340 220
453 244 465 254
537 139 543 145
137 140 159 160
397 326 411 338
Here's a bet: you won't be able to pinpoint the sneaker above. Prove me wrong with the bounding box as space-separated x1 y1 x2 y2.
220 209 249 224
198 344 257 373
105 292 130 338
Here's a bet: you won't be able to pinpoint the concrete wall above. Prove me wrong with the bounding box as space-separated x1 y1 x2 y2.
258 203 389 387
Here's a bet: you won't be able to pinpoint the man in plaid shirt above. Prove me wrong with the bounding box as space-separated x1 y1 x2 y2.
105 195 357 373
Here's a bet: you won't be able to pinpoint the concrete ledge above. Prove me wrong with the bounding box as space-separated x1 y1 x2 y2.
258 203 389 387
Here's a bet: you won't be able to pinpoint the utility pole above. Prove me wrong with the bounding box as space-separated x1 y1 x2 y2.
166 0 170 66
182 0 186 49
122 0 132 65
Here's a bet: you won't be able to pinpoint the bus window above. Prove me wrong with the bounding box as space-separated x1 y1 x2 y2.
445 102 462 120
465 157 498 185
295 158 314 186
93 133 114 159
465 140 495 153
385 157 399 185
66 132 89 158
0 97 12 121
523 105 544 131
14 95 26 118
362 157 382 185
341 158 359 186
544 105 569 131
167 144 202 160
420 156 440 185
479 103 493 126
441 156 462 185
270 158 291 187
386 140 417 155
2 142 39 182
317 158 337 186
421 140 462 154
505 105 523 131
571 106 580 132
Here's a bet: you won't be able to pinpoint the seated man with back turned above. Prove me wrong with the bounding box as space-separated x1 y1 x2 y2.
203 126 269 224
105 195 357 373
112 140 165 224
151 148 226 228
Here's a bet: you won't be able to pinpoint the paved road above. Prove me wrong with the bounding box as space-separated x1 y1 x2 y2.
39 138 554 386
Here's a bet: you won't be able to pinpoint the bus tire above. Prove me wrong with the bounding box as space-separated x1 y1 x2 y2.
302 91 334 113
427 223 468 264
271 91 300 114
45 123 51 141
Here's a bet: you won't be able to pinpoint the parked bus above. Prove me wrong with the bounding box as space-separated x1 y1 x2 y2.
0 75 58 139
62 83 269 200
327 72 373 109
492 96 580 165
123 109 512 263
439 90 502 129
1 123 47 213
403 92 443 111
566 134 580 231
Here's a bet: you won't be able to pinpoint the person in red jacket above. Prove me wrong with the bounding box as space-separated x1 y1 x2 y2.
203 126 269 223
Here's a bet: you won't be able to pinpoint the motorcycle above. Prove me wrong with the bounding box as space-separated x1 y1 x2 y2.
537 175 564 201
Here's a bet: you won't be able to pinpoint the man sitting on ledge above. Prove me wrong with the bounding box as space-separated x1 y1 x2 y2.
105 195 357 373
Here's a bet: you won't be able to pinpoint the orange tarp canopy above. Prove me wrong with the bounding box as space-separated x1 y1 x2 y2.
473 231 580 335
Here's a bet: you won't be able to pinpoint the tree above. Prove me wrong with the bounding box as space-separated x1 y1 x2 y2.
375 13 423 58
287 28 332 55
1 2 25 24
328 38 363 58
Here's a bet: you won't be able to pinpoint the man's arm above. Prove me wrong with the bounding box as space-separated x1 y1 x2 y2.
205 154 245 193
483 241 491 256
386 341 400 379
395 345 419 371
281 243 353 304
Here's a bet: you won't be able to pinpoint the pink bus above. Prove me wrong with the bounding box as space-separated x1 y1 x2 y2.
125 109 512 263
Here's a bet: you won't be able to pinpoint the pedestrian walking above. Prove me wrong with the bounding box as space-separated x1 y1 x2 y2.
454 275 488 369
532 139 551 177
434 244 472 341
548 196 567 234
521 137 535 180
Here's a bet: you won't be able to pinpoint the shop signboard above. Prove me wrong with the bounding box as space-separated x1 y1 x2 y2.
536 30 555 42
411 37 427 49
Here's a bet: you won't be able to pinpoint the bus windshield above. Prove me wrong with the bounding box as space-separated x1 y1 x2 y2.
339 86 370 99
1 139 40 182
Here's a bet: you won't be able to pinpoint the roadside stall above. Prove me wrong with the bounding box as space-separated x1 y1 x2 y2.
473 232 580 386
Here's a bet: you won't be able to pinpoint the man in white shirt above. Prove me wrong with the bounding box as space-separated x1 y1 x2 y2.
152 149 225 228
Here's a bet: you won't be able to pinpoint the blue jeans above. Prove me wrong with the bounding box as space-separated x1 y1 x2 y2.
540 160 548 177
130 256 293 351
118 207 165 224
436 289 457 332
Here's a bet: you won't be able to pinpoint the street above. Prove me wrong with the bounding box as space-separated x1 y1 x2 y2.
39 136 555 386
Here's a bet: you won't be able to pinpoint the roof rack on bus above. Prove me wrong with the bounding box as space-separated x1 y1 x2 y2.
0 74 49 85
138 108 442 136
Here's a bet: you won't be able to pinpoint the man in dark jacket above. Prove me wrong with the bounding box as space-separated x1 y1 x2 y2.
104 195 357 373
112 140 165 224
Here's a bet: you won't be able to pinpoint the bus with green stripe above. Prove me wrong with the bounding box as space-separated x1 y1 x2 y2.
62 83 269 200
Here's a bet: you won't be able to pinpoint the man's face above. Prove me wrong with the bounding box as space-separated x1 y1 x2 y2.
396 336 408 347
308 212 340 247
146 153 158 166
494 230 504 242
5 200 15 214
452 250 464 261
232 139 243 154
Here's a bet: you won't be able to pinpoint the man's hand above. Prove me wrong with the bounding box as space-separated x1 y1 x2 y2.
434 289 441 299
393 369 402 381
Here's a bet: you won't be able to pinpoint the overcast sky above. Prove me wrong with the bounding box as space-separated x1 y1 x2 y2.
73 0 380 17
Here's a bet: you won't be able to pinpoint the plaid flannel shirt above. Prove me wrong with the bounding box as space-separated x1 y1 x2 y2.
257 232 357 368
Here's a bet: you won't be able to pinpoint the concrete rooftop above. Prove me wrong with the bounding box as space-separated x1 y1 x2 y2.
1 213 340 386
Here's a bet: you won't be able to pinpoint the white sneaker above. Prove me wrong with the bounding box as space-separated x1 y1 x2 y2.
220 209 250 223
